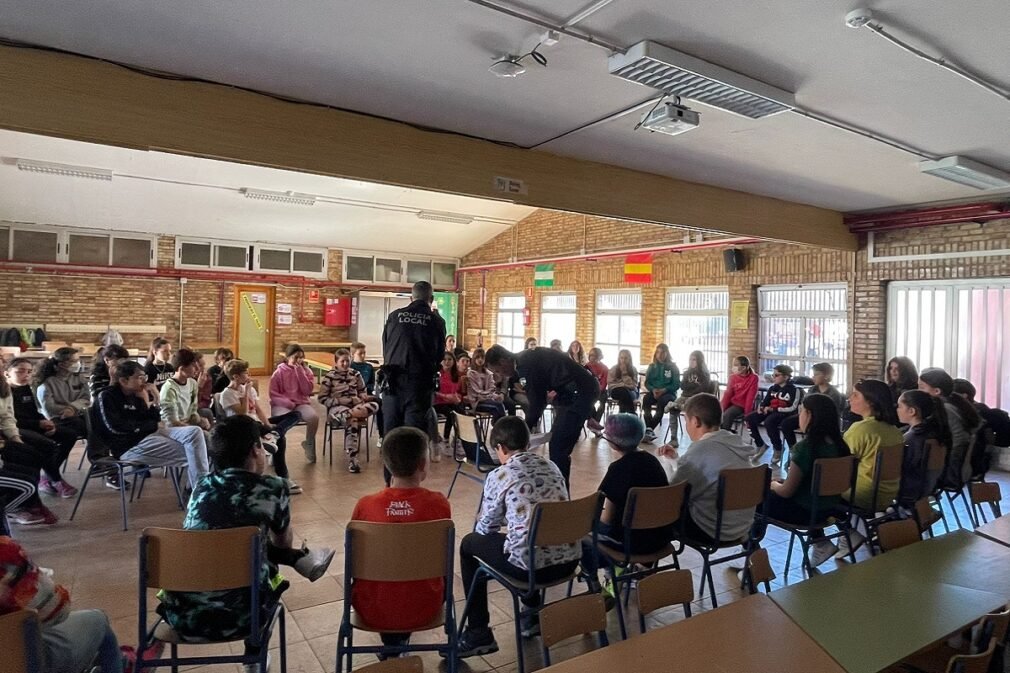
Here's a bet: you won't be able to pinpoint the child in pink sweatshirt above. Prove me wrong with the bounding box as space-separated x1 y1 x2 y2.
270 344 319 463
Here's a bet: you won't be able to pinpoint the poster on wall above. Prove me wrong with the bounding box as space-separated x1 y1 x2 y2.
276 303 292 314
433 291 459 338
276 313 293 325
308 290 320 303
250 292 267 304
731 300 750 330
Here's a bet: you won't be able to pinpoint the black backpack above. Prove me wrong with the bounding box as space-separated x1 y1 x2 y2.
0 327 20 347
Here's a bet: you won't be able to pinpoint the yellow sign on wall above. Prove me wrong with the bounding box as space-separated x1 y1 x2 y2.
731 300 750 330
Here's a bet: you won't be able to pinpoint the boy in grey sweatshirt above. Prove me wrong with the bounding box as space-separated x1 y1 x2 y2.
665 393 757 542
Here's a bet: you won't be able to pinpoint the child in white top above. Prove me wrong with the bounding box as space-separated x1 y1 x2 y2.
220 359 303 494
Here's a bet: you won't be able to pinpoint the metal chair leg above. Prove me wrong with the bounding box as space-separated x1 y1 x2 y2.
69 464 96 521
118 465 129 532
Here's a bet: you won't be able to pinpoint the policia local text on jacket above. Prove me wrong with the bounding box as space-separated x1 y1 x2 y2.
380 297 446 434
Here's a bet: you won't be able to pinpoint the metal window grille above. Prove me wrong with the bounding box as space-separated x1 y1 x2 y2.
665 287 730 382
888 280 1010 409
495 295 526 353
758 284 849 389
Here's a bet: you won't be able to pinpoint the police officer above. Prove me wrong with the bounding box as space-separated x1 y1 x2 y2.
381 281 446 436
484 343 597 490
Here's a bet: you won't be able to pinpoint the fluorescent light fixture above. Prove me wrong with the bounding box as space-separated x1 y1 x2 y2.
15 159 113 180
416 210 475 225
241 188 317 205
609 41 795 119
918 156 1010 190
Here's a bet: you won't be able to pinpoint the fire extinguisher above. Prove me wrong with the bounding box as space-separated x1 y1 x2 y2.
523 307 531 326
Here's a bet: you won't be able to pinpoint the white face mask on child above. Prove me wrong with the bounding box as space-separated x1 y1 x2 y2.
71 361 83 374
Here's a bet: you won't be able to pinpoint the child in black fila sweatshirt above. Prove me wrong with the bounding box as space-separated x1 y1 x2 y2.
745 364 799 464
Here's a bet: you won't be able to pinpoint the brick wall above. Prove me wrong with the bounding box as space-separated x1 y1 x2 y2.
460 209 1010 385
0 235 351 361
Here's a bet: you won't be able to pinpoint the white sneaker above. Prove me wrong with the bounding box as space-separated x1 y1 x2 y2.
431 441 442 463
642 429 656 444
285 479 303 495
835 530 865 559
453 437 466 460
302 440 316 464
809 540 839 567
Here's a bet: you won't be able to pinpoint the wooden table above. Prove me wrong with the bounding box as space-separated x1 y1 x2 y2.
975 514 1010 548
538 594 846 673
771 531 1010 673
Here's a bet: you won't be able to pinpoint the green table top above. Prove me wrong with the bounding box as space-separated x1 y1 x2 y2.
975 514 1010 549
771 531 1010 673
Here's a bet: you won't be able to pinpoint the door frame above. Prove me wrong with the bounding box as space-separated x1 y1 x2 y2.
232 284 276 376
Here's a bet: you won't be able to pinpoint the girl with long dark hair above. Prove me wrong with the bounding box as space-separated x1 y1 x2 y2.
757 393 851 567
885 356 919 404
642 343 680 444
919 368 981 489
897 390 951 507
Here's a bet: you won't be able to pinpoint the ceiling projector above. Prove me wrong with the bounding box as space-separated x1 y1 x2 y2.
639 101 700 136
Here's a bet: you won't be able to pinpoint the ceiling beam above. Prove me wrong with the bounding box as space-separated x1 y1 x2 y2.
0 45 855 250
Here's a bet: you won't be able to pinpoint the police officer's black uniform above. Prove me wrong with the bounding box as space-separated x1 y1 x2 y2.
380 298 446 435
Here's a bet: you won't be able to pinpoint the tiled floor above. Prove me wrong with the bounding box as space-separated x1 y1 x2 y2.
11 417 1009 672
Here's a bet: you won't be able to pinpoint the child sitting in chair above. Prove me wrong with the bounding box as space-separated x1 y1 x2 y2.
318 348 379 474
350 426 451 658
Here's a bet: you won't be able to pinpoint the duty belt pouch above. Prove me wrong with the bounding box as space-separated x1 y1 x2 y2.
376 368 394 396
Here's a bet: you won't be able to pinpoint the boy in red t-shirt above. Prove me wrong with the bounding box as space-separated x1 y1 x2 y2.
350 426 451 657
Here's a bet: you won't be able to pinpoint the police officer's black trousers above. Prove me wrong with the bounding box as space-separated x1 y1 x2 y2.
547 398 594 491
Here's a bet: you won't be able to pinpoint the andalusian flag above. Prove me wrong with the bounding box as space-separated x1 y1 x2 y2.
624 253 653 284
534 263 555 287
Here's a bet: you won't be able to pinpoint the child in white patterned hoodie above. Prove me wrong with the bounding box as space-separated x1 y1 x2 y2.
318 349 379 473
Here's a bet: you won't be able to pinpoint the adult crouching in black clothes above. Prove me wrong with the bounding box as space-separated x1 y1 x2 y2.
381 281 445 479
484 344 597 490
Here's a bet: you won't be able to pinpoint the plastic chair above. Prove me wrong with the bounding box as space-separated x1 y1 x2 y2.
538 592 609 667
459 492 604 673
337 520 457 672
764 455 858 577
595 481 688 639
914 440 950 536
635 568 693 634
446 411 498 499
877 519 921 552
0 609 44 673
136 526 286 672
913 497 943 539
969 481 1003 525
681 464 770 607
324 415 368 466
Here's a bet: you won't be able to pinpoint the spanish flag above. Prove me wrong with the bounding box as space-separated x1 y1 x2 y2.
624 253 653 284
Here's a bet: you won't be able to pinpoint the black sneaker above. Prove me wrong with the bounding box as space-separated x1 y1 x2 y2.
449 627 498 659
520 612 540 638
348 461 361 474
104 473 132 490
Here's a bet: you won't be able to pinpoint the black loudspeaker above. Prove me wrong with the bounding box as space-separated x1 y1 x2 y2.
723 248 745 272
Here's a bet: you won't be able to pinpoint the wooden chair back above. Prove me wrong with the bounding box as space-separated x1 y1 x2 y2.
875 443 905 482
947 636 997 673
636 568 694 618
877 519 921 553
925 439 946 472
539 593 608 649
142 526 259 592
747 548 776 586
347 520 454 582
0 609 43 673
625 481 687 530
970 481 1002 508
720 465 769 511
914 497 941 532
531 492 603 548
816 455 859 497
353 656 425 673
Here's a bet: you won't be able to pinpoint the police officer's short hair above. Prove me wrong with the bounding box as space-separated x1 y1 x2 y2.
411 281 434 302
484 345 513 369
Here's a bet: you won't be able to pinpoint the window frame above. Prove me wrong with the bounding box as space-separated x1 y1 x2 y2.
540 293 578 349
757 282 849 388
664 286 730 382
887 279 1010 409
594 289 643 369
176 237 254 273
495 294 526 353
1 224 156 268
340 249 457 288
